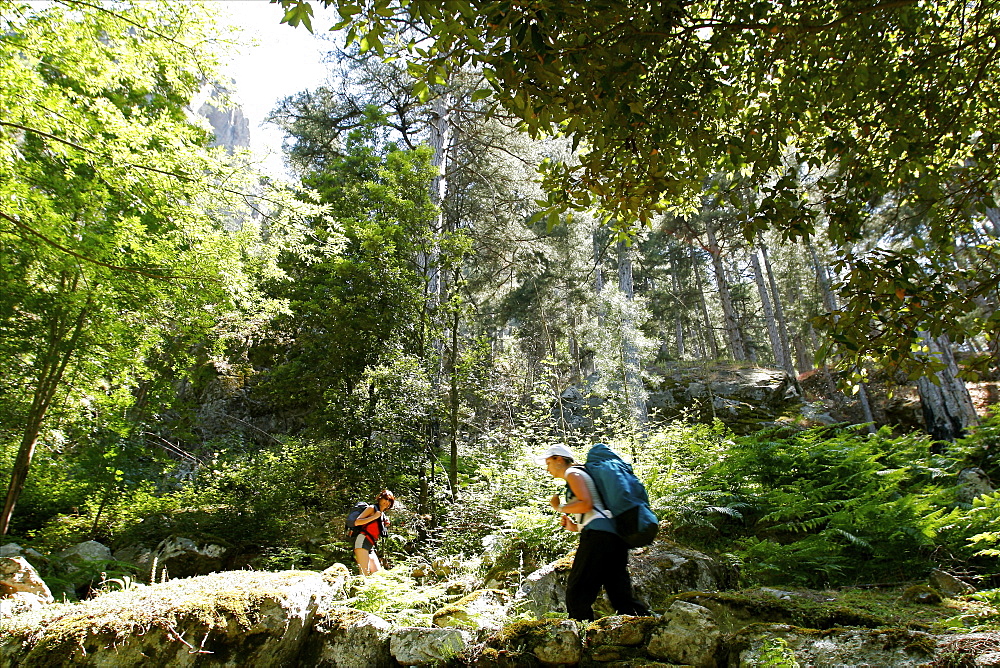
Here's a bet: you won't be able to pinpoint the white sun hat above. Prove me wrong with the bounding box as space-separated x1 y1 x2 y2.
533 444 577 465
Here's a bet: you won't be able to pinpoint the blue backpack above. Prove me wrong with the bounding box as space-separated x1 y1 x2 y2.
584 443 660 548
345 501 369 538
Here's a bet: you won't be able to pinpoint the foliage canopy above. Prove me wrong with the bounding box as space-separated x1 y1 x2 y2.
276 0 1000 376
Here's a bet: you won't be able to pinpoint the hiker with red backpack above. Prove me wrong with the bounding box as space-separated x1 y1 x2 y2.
348 489 395 576
538 444 652 621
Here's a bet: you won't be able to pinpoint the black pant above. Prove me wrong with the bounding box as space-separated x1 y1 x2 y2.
565 528 649 621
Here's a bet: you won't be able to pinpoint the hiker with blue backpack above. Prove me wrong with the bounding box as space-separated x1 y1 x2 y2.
347 489 395 576
538 443 656 621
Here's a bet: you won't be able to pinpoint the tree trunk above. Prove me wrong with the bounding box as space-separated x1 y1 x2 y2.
447 283 460 497
2 299 90 535
617 240 647 427
749 248 789 373
670 258 685 359
705 220 746 360
692 248 720 359
916 332 980 443
758 238 795 376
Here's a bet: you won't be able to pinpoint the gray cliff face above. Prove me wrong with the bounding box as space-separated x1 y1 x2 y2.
198 98 251 151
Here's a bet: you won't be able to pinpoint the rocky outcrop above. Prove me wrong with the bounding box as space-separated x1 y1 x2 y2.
0 570 342 667
555 366 802 432
515 537 734 618
730 624 940 667
1 566 997 667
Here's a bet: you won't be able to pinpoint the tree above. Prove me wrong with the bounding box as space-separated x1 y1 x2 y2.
0 1 303 534
258 115 436 440
279 0 1000 378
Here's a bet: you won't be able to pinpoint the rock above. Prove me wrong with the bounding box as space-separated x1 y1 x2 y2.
305 608 393 667
628 537 737 609
732 624 938 667
152 535 228 579
929 569 976 597
433 589 510 632
484 619 582 667
57 540 112 570
977 652 1000 667
647 600 720 667
112 544 155 580
532 619 582 666
957 467 994 504
515 556 573 618
584 615 658 663
902 585 942 605
0 556 54 604
321 563 352 594
0 544 21 558
390 627 471 666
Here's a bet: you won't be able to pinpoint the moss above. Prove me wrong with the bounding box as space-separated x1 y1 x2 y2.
676 588 913 632
901 585 943 605
490 619 563 646
871 627 937 655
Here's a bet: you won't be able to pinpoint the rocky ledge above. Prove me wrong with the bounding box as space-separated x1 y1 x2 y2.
0 560 997 667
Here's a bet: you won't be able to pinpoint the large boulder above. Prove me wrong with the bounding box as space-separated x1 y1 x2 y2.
516 538 733 619
0 556 53 605
646 366 801 428
0 569 343 666
730 624 941 667
302 608 393 667
481 620 582 667
152 536 228 579
647 600 721 667
629 537 737 609
57 540 112 570
514 556 573 619
432 589 510 633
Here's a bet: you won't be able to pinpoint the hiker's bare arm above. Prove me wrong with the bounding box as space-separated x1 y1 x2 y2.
559 514 579 532
355 506 382 526
560 470 594 514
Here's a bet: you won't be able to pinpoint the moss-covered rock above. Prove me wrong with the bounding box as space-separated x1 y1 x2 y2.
433 589 510 632
481 619 581 667
0 569 343 667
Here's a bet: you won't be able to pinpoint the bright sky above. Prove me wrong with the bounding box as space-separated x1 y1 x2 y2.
215 1 339 177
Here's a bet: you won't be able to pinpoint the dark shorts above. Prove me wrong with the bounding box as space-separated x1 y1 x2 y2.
354 533 375 551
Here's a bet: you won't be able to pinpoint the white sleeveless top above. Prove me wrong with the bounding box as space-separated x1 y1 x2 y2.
565 466 614 531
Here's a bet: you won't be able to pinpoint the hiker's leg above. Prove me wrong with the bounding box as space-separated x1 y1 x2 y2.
601 533 649 616
353 548 371 575
565 530 603 621
353 534 375 575
368 549 382 574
